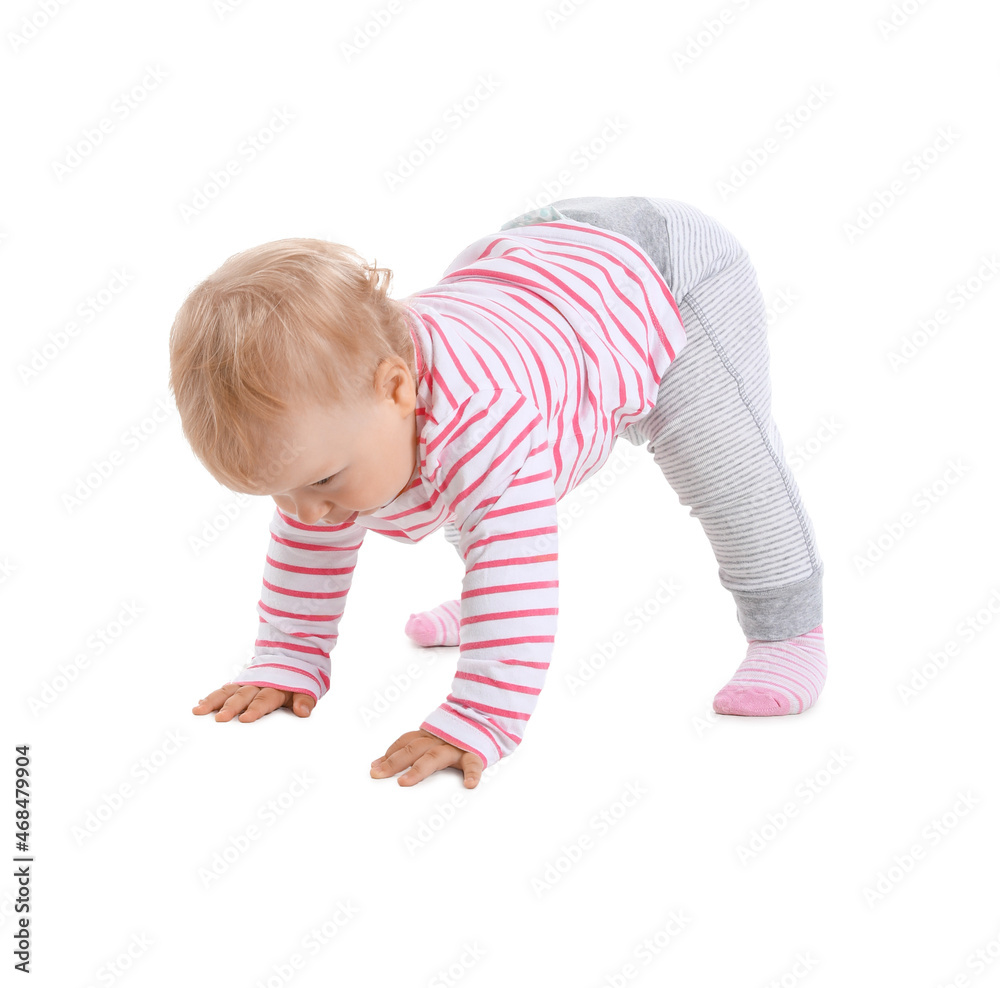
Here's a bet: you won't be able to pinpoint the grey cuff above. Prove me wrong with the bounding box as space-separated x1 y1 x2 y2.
730 563 824 640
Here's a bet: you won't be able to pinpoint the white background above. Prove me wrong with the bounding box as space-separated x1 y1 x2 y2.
4 0 1000 984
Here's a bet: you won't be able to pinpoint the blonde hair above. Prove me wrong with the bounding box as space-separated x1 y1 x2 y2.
168 237 416 494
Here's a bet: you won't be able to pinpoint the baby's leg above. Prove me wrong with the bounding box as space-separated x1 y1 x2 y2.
556 196 826 715
640 204 825 713
646 287 827 715
658 272 826 713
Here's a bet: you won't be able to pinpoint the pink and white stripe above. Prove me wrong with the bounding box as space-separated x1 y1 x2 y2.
713 625 827 716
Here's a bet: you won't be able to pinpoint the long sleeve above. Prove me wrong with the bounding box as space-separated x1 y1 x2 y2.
420 389 559 769
228 506 366 703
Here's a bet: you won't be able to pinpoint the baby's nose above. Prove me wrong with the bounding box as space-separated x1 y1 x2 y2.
294 501 329 525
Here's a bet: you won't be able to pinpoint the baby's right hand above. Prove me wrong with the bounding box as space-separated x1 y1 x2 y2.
192 683 316 723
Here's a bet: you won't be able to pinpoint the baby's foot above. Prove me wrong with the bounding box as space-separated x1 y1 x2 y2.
404 598 461 647
712 624 826 716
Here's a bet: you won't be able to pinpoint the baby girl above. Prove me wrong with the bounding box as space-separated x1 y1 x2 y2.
170 196 827 789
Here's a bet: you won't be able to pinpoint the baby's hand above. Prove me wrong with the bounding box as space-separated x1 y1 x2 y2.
370 729 484 788
192 683 316 723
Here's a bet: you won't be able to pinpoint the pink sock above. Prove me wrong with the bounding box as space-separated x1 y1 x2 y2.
405 598 461 647
713 624 826 716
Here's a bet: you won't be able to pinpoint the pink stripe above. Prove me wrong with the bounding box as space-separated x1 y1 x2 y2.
461 607 558 625
454 670 541 695
499 290 590 470
498 249 649 386
463 579 559 597
470 552 558 571
424 387 503 460
259 601 337 622
733 667 814 697
533 220 684 328
259 616 337 640
458 634 554 650
439 395 534 496
447 262 626 377
421 289 585 480
742 648 827 687
728 677 807 708
507 242 669 376
262 578 346 600
272 535 355 553
483 714 522 745
255 637 329 659
446 693 530 721
737 660 808 688
439 703 505 758
433 313 481 394
466 522 558 553
265 554 353 577
241 662 322 688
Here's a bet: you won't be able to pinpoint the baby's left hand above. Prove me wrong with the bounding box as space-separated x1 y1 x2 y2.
370 729 483 788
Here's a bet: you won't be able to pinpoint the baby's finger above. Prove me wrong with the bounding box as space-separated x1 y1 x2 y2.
397 746 457 787
237 688 290 723
371 731 426 767
370 735 435 779
192 683 242 714
282 692 316 718
215 685 261 722
459 751 484 789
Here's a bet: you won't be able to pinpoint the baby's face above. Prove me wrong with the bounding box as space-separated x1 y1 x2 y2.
258 358 418 525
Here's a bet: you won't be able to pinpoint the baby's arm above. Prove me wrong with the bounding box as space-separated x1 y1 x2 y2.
418 389 560 770
192 505 366 721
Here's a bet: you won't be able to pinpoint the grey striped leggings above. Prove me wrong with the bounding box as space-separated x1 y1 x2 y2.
445 196 824 642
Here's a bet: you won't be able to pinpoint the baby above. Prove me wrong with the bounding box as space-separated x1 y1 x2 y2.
170 196 827 790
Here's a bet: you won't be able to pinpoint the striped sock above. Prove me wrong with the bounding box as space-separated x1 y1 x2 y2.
405 598 461 647
712 624 827 716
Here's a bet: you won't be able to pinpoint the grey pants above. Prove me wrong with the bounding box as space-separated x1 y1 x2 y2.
445 196 824 642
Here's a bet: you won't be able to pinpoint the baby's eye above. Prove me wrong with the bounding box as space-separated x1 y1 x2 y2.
313 473 338 488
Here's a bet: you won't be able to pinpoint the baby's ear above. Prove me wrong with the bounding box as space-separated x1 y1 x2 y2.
380 356 414 400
